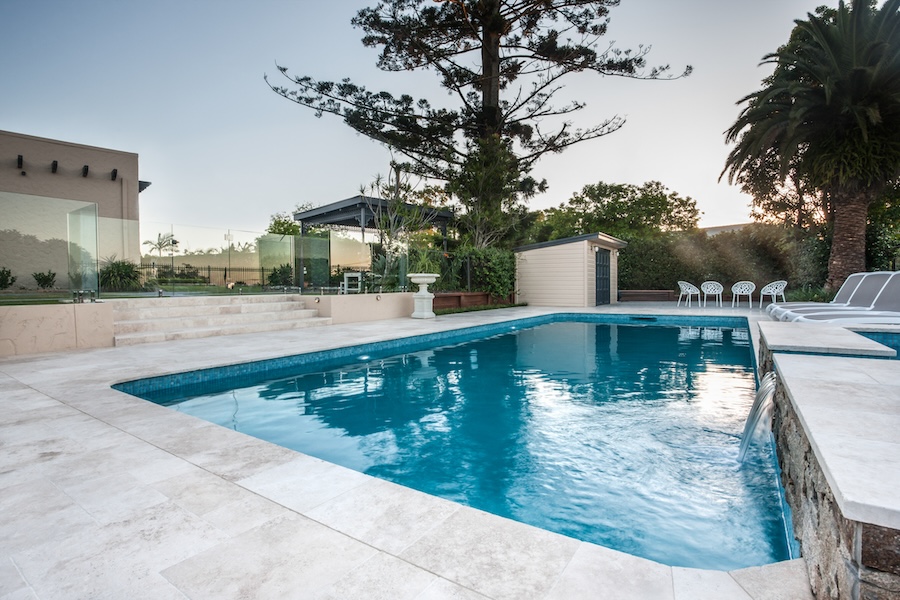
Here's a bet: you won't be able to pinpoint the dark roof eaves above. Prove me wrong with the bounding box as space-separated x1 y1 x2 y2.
514 232 628 253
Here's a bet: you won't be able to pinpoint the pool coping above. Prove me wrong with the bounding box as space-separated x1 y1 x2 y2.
0 304 817 599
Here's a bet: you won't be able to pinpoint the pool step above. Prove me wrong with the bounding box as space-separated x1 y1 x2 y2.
111 295 331 346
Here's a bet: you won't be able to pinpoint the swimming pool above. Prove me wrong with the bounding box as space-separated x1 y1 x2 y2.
115 315 794 571
856 330 900 357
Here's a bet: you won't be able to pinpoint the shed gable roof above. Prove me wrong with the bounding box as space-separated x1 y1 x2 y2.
514 232 627 253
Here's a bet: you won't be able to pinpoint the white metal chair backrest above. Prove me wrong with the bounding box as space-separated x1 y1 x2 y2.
759 280 787 307
732 281 756 295
760 280 786 295
700 281 723 307
701 281 723 294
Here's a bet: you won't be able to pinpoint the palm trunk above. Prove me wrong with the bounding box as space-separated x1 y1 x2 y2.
825 188 871 291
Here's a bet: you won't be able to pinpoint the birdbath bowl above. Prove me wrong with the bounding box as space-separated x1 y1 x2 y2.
408 273 439 319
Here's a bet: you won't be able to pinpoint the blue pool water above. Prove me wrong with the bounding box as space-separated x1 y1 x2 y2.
118 317 793 570
857 330 900 358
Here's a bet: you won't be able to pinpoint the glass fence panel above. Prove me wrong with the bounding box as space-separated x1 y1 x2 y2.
0 191 99 296
2 211 460 302
298 234 329 291
67 203 99 292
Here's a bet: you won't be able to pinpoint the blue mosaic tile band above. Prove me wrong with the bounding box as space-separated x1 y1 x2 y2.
113 313 750 401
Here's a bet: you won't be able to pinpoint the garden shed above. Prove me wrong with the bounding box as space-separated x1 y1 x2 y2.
514 232 627 307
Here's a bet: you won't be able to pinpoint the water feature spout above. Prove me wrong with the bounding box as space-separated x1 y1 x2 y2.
738 371 778 463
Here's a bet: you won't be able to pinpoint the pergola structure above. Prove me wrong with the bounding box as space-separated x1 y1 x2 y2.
293 195 455 245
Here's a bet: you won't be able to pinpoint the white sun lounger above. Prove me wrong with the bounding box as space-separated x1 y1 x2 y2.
790 272 900 322
778 272 896 321
790 312 900 324
766 272 866 319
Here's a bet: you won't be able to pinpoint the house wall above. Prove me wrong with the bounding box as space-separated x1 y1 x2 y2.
515 240 620 307
0 130 142 263
0 130 140 219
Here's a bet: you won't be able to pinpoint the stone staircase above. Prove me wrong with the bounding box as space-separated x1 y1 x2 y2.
111 294 331 346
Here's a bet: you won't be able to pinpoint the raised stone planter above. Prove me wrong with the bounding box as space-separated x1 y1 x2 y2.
773 380 900 600
757 324 900 599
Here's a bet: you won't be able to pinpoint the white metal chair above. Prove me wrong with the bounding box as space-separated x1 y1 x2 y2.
759 280 787 308
677 281 701 307
340 272 362 294
700 281 724 307
731 281 756 307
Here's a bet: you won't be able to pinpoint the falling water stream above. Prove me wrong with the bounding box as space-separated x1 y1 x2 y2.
738 371 778 463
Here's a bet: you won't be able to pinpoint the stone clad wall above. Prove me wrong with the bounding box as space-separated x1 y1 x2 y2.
772 380 900 600
0 303 113 357
773 383 857 599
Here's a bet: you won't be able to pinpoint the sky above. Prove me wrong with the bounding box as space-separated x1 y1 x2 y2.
1 0 826 235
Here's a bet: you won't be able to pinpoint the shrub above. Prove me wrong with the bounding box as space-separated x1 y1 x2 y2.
267 264 294 287
408 246 443 274
785 285 835 303
451 246 516 299
32 270 56 289
99 258 142 291
0 267 16 289
155 264 209 285
617 225 829 292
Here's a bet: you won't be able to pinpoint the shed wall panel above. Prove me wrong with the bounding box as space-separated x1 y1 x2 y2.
516 243 588 306
516 238 622 307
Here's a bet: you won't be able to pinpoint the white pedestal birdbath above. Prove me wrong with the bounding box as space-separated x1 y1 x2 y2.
408 273 439 319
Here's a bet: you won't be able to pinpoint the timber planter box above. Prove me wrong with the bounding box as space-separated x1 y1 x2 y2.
618 290 676 302
433 292 512 310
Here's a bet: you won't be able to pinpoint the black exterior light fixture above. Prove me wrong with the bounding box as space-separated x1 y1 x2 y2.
17 155 23 168
110 169 118 181
82 165 89 177
51 160 58 173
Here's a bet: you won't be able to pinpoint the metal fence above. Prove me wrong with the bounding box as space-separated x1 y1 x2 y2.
139 263 276 288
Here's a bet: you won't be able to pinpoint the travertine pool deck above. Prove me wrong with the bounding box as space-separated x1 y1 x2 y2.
0 302 853 599
758 320 897 359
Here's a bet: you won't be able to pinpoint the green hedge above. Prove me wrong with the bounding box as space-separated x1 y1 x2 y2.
618 225 830 294
439 246 516 299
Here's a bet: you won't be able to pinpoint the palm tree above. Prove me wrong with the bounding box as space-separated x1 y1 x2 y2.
143 232 179 258
723 0 900 289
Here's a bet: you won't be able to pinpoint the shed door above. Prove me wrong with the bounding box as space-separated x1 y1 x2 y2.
595 248 611 305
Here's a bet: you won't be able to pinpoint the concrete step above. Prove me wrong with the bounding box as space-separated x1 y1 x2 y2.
114 316 333 346
112 300 310 321
110 294 330 347
114 308 321 334
110 294 304 310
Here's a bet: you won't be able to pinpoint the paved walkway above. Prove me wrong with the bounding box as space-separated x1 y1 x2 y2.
1 304 814 599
